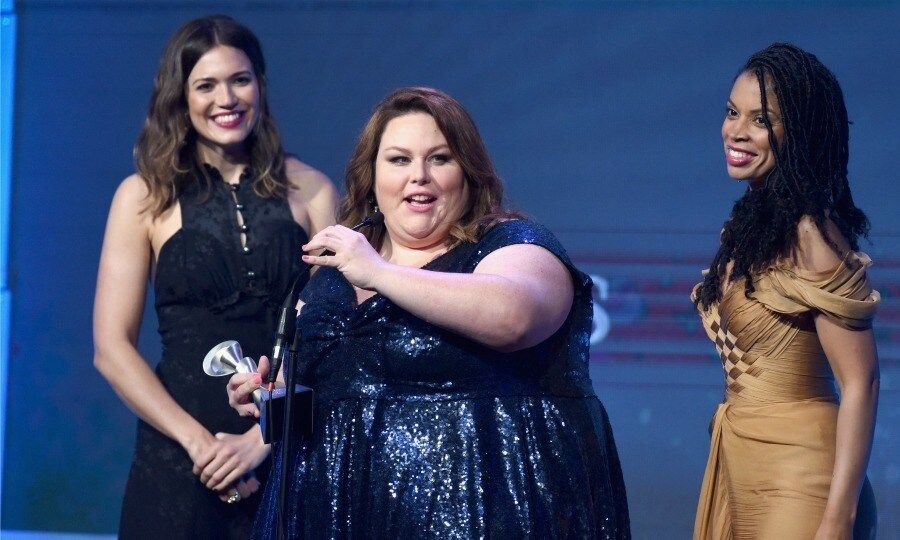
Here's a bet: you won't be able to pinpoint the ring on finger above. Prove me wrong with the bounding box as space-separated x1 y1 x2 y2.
226 489 241 504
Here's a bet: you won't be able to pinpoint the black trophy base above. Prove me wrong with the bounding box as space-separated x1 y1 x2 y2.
259 384 314 444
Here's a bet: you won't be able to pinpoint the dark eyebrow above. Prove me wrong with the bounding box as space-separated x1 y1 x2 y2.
383 144 451 154
190 70 253 85
726 100 777 116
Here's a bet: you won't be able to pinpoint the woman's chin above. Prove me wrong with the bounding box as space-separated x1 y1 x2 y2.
725 170 750 183
389 228 449 249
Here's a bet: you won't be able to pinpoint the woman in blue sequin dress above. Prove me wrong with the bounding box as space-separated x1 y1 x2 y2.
230 87 630 538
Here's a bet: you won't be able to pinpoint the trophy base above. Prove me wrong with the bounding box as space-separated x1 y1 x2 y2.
259 384 314 444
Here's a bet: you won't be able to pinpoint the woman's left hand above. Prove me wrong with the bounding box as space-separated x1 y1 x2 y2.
217 472 261 504
302 225 386 289
194 429 270 492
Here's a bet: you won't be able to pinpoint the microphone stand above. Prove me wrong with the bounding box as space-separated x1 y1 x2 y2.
273 272 303 540
267 270 306 445
277 328 302 540
270 213 382 540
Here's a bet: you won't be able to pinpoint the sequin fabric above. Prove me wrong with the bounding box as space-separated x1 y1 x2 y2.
253 220 630 539
119 166 308 539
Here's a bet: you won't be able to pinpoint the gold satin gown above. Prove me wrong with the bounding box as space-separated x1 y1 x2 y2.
692 252 880 539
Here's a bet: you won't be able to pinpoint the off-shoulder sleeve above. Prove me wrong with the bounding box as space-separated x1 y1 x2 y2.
750 252 880 329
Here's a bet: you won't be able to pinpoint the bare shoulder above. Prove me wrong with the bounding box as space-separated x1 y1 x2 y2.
793 215 851 272
108 174 153 228
283 156 338 235
101 174 155 250
115 174 150 204
284 156 335 198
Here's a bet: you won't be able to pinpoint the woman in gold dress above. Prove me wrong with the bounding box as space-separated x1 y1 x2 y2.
692 43 880 539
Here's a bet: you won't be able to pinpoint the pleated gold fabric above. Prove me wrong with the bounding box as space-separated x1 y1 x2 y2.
692 252 880 540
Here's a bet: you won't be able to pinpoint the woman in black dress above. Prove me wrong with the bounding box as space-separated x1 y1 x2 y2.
230 87 630 538
93 15 336 538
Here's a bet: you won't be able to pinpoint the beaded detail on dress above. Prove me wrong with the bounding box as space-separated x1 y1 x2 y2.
119 165 308 539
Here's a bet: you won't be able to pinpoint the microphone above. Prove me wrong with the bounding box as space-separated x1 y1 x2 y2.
351 211 384 231
267 212 383 388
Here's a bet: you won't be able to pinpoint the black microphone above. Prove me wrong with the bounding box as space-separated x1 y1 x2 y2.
319 212 384 257
267 212 383 387
353 211 384 230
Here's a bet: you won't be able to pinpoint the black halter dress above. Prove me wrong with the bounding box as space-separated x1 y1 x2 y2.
119 166 307 539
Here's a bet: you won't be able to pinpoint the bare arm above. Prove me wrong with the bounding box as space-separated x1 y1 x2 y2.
793 217 879 537
302 227 575 352
816 315 878 533
93 176 214 456
373 245 573 352
94 176 267 495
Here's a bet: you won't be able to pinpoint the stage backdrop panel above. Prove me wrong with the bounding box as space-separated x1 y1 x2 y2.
4 1 899 537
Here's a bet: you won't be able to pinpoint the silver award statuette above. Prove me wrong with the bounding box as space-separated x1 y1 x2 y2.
203 339 314 443
203 340 269 409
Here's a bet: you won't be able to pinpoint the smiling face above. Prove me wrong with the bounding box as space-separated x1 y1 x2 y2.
722 71 785 188
186 45 260 156
374 112 469 251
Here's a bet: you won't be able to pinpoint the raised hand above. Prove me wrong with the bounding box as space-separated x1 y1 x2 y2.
301 225 387 290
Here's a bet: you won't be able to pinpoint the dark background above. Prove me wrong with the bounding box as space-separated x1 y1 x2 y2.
3 1 898 537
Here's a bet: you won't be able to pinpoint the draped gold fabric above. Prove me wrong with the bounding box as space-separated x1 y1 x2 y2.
692 252 880 540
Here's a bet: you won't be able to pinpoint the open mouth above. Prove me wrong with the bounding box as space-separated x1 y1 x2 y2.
404 194 437 210
212 111 246 129
725 146 756 166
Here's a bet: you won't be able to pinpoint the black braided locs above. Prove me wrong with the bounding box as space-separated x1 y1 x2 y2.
697 43 870 311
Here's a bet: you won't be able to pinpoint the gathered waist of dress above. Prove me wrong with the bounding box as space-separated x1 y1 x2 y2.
720 350 838 403
306 374 598 404
724 386 838 406
158 317 273 350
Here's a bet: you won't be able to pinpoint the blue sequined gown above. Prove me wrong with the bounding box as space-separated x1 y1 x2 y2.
253 220 630 538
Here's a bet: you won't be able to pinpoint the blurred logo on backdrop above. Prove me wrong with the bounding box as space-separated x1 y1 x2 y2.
590 274 610 346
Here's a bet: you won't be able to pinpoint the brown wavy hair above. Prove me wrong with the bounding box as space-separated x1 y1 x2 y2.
134 15 290 216
341 87 521 248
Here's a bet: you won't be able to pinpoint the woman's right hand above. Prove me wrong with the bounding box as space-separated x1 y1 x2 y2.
227 355 270 418
182 429 262 501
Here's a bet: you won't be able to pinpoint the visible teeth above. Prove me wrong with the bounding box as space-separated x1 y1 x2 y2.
408 195 434 203
214 113 241 124
728 148 750 159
